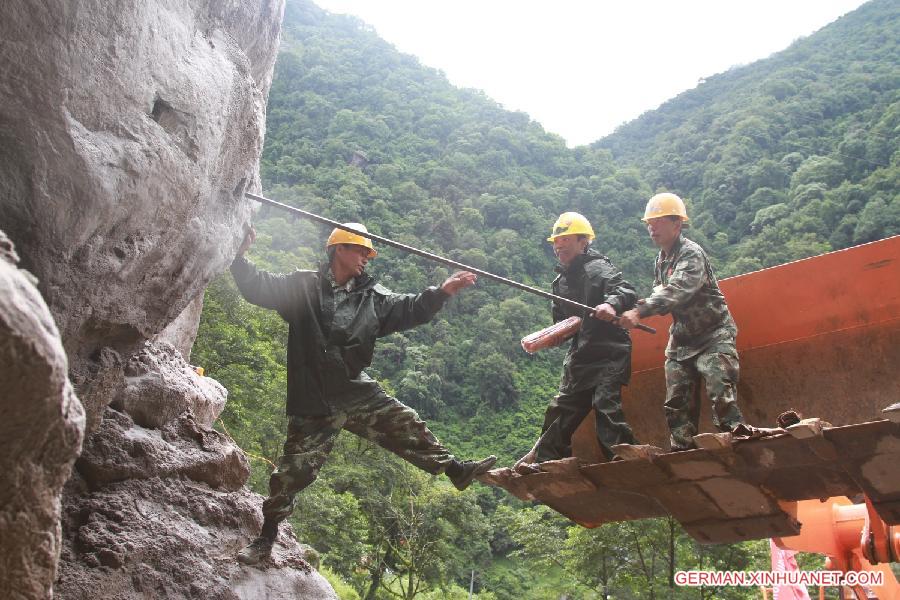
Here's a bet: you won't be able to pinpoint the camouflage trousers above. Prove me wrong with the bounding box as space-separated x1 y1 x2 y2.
262 386 454 524
534 378 637 462
664 342 743 450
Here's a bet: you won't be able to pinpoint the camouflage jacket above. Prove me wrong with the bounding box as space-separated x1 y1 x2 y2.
231 256 448 416
636 235 737 360
552 249 637 392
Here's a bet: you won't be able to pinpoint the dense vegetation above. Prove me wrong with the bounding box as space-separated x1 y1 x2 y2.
597 0 900 273
194 0 898 597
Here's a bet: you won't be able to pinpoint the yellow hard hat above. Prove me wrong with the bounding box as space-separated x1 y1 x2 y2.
326 223 377 258
547 212 595 242
642 192 689 222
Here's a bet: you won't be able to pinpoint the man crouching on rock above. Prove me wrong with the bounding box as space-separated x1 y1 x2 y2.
231 223 496 565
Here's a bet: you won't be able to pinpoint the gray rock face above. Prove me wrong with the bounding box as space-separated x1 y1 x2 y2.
156 293 206 361
78 406 249 492
0 230 85 600
1 1 336 598
0 0 283 399
114 340 227 430
57 473 337 600
57 407 336 599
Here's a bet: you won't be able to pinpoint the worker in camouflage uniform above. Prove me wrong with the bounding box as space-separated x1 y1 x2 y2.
619 193 745 451
231 223 496 565
519 212 639 471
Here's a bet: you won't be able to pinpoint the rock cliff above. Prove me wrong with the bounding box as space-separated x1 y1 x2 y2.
0 232 85 599
0 0 282 403
0 1 336 597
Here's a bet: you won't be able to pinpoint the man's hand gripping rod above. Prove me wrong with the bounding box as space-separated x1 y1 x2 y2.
245 192 656 334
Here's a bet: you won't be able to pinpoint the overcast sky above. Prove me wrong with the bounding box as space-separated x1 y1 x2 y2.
312 0 868 147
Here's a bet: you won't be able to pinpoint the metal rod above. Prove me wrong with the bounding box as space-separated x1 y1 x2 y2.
245 192 656 334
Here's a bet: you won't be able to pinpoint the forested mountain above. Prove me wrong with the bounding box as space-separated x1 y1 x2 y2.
597 0 899 273
194 1 899 597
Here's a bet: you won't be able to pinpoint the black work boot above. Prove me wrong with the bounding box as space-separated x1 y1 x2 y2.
237 520 278 565
447 455 498 491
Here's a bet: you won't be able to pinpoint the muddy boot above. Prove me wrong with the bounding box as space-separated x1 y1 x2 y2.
514 462 543 475
513 438 544 474
237 520 278 565
513 444 538 473
447 455 497 491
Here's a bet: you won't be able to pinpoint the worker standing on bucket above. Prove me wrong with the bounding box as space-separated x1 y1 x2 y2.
619 193 745 451
231 223 496 565
518 212 639 471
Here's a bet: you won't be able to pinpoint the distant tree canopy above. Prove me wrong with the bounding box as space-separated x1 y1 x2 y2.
596 0 900 273
194 1 897 597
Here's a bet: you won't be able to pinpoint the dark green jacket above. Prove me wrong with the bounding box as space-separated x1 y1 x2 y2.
636 234 737 360
551 249 637 392
230 256 449 416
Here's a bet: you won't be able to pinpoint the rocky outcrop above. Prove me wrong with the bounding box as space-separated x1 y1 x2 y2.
113 341 227 430
0 0 283 418
76 407 248 492
0 1 336 597
156 294 206 361
56 408 336 600
0 231 85 600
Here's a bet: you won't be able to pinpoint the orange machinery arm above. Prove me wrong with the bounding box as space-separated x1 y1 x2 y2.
776 496 900 599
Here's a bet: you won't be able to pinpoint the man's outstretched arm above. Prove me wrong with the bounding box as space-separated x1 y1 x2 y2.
376 271 477 336
230 225 302 313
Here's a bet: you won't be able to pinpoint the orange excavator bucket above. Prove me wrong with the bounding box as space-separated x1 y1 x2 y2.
484 236 900 545
574 233 900 456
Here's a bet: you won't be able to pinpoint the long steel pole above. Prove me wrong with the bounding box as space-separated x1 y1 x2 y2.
245 192 655 334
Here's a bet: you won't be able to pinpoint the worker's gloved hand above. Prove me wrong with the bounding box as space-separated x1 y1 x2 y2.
237 225 256 257
618 308 641 330
592 303 617 322
440 271 477 296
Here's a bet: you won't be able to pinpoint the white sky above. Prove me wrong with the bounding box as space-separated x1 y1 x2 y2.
312 0 868 147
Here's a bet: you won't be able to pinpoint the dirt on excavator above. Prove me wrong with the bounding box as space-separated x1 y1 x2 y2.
483 235 900 545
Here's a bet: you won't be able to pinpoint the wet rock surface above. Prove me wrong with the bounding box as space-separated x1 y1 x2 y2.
78 406 249 492
0 230 85 600
114 340 227 430
57 474 336 600
57 401 334 598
